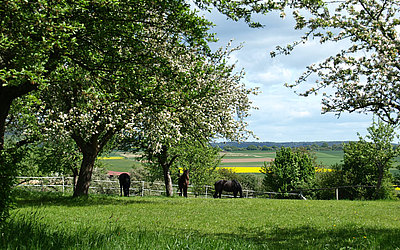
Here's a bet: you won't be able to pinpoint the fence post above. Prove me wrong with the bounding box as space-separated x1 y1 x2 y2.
205 186 208 198
141 181 144 197
336 188 339 200
62 175 65 194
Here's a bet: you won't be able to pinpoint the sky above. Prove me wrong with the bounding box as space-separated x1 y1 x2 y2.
202 9 373 142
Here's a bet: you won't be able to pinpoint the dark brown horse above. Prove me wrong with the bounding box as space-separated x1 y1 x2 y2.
118 173 131 197
178 169 189 197
213 179 243 198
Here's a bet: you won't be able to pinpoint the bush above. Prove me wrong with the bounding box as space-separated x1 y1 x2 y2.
0 147 22 226
261 147 315 197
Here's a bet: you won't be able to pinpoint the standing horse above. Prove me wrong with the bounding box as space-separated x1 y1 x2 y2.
213 179 243 198
178 169 189 197
118 173 131 197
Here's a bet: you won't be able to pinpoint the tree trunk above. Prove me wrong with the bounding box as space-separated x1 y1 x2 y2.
375 163 385 199
157 145 179 197
0 83 36 152
0 99 10 152
73 150 98 197
163 165 173 197
71 167 79 194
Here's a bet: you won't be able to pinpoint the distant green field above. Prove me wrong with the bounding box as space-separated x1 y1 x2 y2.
99 151 141 172
3 191 400 249
314 151 344 166
99 158 140 172
100 150 344 172
100 150 399 175
221 150 343 167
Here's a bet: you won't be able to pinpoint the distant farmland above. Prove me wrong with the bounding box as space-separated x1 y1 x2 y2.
100 150 344 174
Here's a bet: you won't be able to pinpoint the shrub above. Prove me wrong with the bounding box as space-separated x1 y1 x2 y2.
0 147 21 226
261 147 315 197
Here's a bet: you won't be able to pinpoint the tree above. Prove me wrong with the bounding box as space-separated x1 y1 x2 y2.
247 145 258 150
0 0 81 151
278 0 400 124
342 120 398 199
141 140 220 196
134 42 258 196
261 147 315 195
0 0 311 221
175 142 221 196
36 0 225 197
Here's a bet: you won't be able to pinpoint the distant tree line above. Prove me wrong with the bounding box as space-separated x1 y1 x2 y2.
218 142 345 152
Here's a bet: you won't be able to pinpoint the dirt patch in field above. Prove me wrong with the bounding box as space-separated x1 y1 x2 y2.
221 158 273 163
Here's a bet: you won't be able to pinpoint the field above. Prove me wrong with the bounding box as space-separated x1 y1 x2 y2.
99 150 345 174
2 190 400 249
99 150 400 181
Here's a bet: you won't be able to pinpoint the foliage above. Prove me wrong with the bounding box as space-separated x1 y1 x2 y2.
340 120 398 199
237 174 264 193
312 163 348 200
0 150 16 226
311 121 399 200
3 191 400 249
17 0 259 197
279 0 400 124
261 147 315 195
0 143 30 226
142 140 221 196
173 142 221 196
246 145 258 150
20 137 81 177
215 167 240 181
132 42 258 196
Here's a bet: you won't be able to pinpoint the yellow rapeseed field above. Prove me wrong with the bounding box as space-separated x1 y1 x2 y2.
98 156 124 160
216 166 334 174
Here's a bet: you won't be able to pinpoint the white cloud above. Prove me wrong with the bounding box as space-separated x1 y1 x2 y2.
205 9 373 142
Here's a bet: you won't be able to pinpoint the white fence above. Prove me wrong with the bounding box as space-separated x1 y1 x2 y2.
14 176 257 198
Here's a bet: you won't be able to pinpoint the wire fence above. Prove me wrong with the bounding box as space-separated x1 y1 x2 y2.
14 176 253 198
14 176 399 200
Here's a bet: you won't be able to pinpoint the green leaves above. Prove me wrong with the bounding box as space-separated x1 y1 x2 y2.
262 147 315 194
342 119 399 199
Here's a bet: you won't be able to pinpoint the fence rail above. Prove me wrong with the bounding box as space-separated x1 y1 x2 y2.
14 176 258 198
15 176 397 200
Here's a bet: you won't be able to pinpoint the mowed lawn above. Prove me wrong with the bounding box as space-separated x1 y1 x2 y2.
3 191 400 249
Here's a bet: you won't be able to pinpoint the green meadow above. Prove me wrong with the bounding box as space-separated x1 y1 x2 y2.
2 190 400 249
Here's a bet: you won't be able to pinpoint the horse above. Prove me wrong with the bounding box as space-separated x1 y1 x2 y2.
213 179 243 198
118 173 131 197
178 169 189 197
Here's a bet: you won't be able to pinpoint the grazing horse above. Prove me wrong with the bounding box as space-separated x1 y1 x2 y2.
118 173 131 197
213 179 243 198
178 169 189 197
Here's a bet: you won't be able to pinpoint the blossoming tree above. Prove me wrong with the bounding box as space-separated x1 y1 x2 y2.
135 45 258 196
37 0 223 197
277 0 400 124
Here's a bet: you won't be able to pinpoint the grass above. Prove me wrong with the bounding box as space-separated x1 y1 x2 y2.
2 190 400 249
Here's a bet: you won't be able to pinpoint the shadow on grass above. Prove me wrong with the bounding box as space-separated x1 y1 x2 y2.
7 190 400 249
223 225 400 249
12 189 171 208
2 216 400 250
165 225 400 249
1 212 124 249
